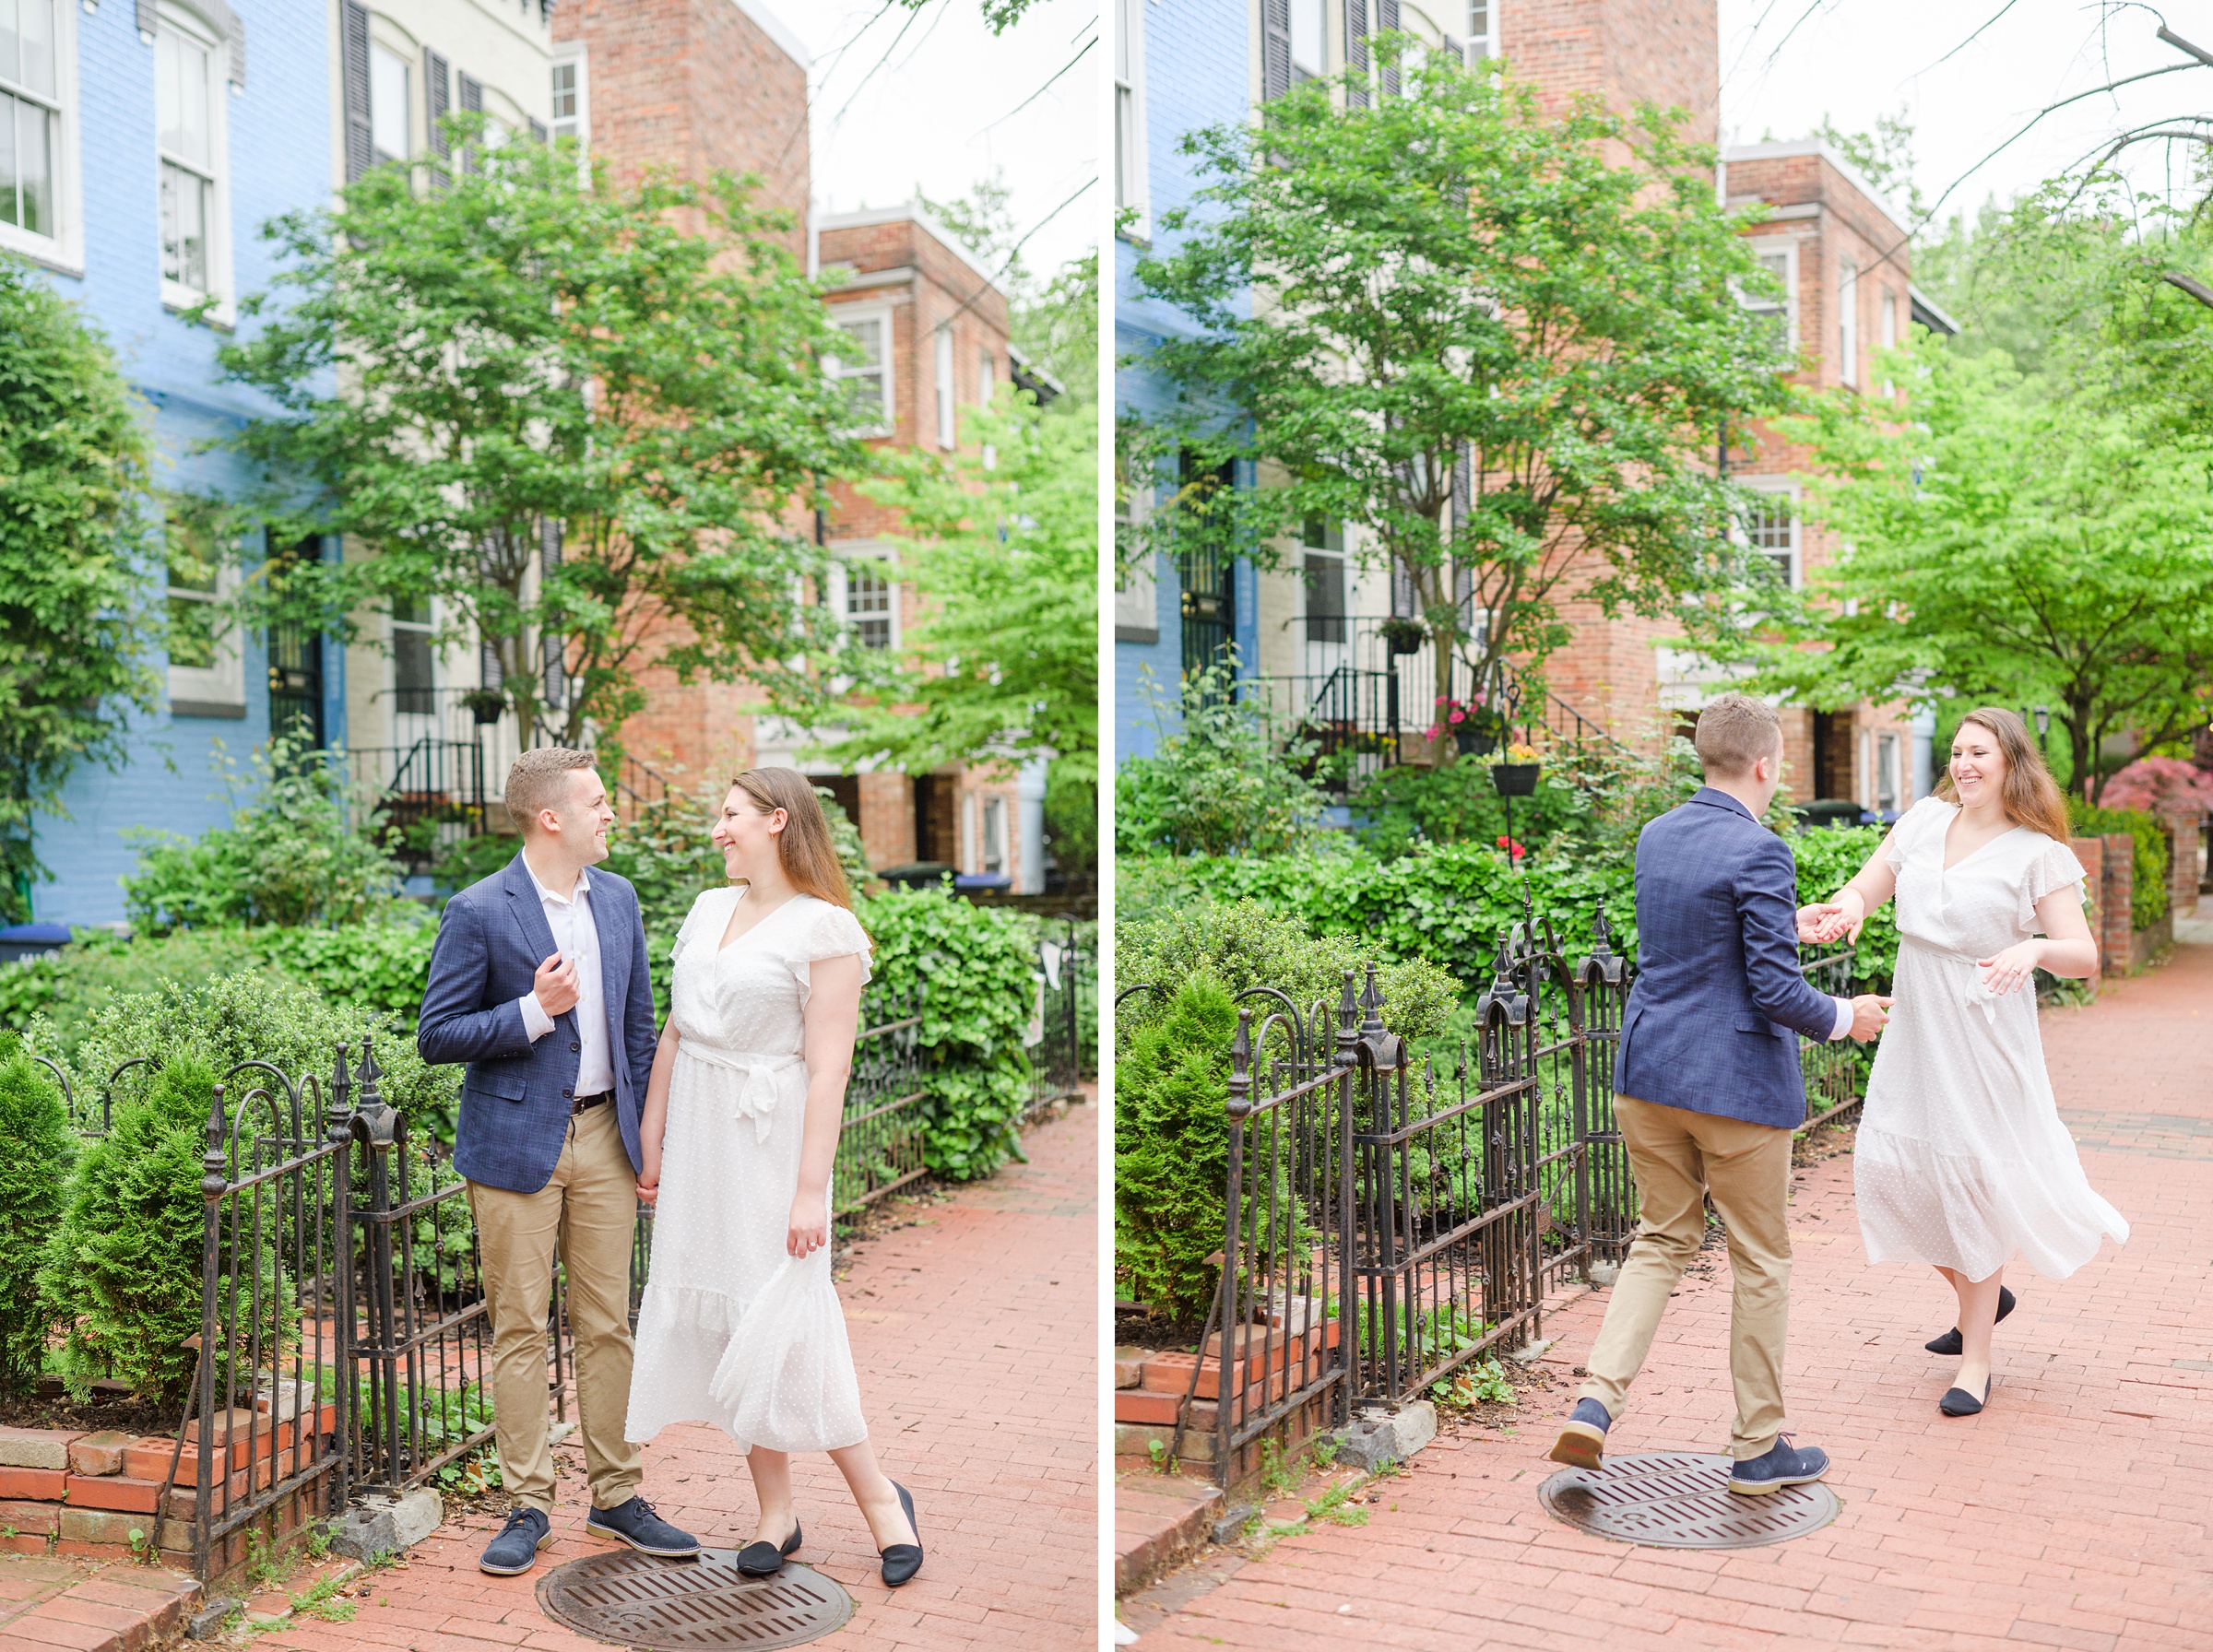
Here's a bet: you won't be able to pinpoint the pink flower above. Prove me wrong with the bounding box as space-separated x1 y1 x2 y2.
1449 708 1466 724
1497 835 1526 861
1425 724 1442 739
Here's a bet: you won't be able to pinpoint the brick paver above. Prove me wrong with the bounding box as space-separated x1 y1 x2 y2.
1130 944 2213 1650
254 1100 1098 1652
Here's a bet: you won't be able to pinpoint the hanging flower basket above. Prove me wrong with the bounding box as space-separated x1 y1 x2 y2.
460 688 509 726
1489 761 1540 796
1379 617 1427 655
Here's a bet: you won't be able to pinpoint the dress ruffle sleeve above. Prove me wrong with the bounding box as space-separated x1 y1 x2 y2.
2020 837 2089 929
793 903 873 989
669 888 728 970
1887 796 1947 876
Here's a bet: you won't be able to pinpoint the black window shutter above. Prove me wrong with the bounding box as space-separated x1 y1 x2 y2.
457 72 484 172
529 117 549 144
1443 33 1464 65
1344 0 1369 108
340 1 373 183
1261 0 1291 103
425 50 450 159
1378 0 1401 98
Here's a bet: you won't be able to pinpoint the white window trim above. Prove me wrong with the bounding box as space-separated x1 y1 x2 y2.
168 545 243 711
1465 0 1497 62
825 301 894 437
387 595 440 735
1113 0 1148 242
960 790 977 875
155 1 233 325
934 323 955 449
981 795 1007 874
0 0 81 275
1113 466 1158 640
1741 233 1797 361
1838 255 1860 388
1736 474 1802 589
550 41 589 150
829 546 902 654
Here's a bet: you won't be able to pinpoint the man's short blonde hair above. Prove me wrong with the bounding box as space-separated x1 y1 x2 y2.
1693 693 1784 778
505 747 598 832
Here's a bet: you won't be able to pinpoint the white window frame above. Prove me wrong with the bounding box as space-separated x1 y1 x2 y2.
977 347 994 409
1290 0 1326 79
155 1 231 324
981 795 1007 875
1114 462 1159 641
1740 234 1797 361
1114 0 1148 241
0 0 81 274
369 39 410 163
166 532 243 712
1736 476 1801 589
1838 255 1860 387
830 549 901 653
934 323 955 449
825 302 894 437
387 593 440 726
550 42 589 148
1466 0 1497 61
960 790 977 874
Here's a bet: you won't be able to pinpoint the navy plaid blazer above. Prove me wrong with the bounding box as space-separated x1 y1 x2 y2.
1613 788 1838 1129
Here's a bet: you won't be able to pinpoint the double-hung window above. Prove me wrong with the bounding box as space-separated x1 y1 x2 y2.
934 324 955 449
842 560 894 651
369 41 409 162
0 0 63 250
1290 0 1326 80
827 309 893 435
1838 257 1860 387
157 6 227 308
1465 0 1493 61
1113 0 1146 238
166 516 242 714
1739 480 1800 588
1740 236 1797 360
551 48 587 145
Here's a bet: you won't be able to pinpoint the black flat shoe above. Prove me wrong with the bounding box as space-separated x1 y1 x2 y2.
879 1481 922 1587
1939 1377 1993 1417
735 1518 801 1577
1926 1286 2016 1355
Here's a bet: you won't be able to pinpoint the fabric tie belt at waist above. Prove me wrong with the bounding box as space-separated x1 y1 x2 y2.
1899 933 2011 1025
675 1042 805 1142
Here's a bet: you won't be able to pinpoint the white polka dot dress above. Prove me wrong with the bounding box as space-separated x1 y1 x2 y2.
1853 797 2128 1281
624 889 874 1454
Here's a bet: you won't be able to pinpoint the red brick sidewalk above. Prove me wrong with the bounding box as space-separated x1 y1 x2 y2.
254 1100 1098 1652
1129 947 2213 1651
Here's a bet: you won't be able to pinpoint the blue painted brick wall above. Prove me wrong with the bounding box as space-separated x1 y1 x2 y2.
1115 0 1254 763
31 0 334 926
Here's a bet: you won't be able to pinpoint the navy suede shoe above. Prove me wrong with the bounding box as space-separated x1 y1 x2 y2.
1547 1398 1611 1472
1727 1434 1829 1495
479 1506 552 1575
586 1496 701 1558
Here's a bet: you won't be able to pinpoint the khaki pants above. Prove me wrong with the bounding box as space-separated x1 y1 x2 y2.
467 1103 643 1514
1578 1095 1793 1461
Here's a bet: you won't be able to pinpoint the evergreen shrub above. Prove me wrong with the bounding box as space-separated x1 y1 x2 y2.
0 1038 73 1393
1115 977 1239 1324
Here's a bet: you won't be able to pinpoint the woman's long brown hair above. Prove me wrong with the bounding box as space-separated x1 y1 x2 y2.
728 767 857 912
1934 707 2072 843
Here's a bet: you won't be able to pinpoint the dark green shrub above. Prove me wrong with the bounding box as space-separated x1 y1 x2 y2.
40 1056 223 1398
0 1038 73 1393
1788 824 1899 991
249 914 441 1024
2068 801 2169 930
1116 898 1461 1043
122 736 405 932
858 887 1038 1182
0 929 268 1052
1115 978 1238 1323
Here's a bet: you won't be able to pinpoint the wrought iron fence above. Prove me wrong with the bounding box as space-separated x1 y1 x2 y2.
1028 920 1095 1119
1164 913 1864 1490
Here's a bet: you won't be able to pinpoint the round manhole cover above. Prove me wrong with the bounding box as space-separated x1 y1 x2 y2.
536 1548 856 1648
1539 1451 1840 1549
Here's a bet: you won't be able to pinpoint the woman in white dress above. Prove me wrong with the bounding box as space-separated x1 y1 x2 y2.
623 767 922 1587
1800 708 2124 1417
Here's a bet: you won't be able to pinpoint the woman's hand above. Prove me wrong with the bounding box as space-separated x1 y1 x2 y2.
787 1192 829 1259
1798 889 1866 944
1977 939 2044 996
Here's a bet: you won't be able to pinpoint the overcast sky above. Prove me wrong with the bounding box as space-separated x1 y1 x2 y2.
771 0 1100 281
1717 0 2213 228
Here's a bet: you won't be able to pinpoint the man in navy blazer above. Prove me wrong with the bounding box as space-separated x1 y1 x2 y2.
1549 694 1889 1495
419 748 698 1575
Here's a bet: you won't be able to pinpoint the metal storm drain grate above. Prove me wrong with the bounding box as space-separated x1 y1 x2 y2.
1539 1451 1841 1550
536 1549 856 1649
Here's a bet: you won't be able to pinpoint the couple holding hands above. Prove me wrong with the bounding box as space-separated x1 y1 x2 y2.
415 750 922 1586
1549 696 2127 1490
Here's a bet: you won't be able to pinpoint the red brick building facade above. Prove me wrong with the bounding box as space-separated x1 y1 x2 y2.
550 0 1036 884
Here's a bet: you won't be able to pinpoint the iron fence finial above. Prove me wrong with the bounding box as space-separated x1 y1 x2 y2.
201 1083 228 1199
1333 970 1359 1067
1227 1008 1254 1117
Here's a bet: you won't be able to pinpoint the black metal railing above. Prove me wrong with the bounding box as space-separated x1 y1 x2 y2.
1028 921 1095 1118
1157 915 1862 1491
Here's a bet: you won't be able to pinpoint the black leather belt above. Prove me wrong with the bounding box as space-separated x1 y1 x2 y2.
572 1090 613 1115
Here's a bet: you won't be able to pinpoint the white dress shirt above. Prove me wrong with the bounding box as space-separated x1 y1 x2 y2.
1827 996 1854 1041
517 858 615 1097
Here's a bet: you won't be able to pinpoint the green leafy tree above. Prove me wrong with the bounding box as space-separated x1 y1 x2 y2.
219 123 858 749
805 390 1097 794
0 1038 74 1392
1732 339 2213 801
1130 50 1793 704
1116 658 1326 856
0 258 160 921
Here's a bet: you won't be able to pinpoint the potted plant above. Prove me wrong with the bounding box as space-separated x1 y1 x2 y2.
1489 740 1541 796
460 687 509 726
1379 616 1426 655
1427 694 1504 757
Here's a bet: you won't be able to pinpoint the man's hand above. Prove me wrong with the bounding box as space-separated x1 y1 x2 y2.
1799 890 1867 945
533 951 580 1018
1847 994 1892 1042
